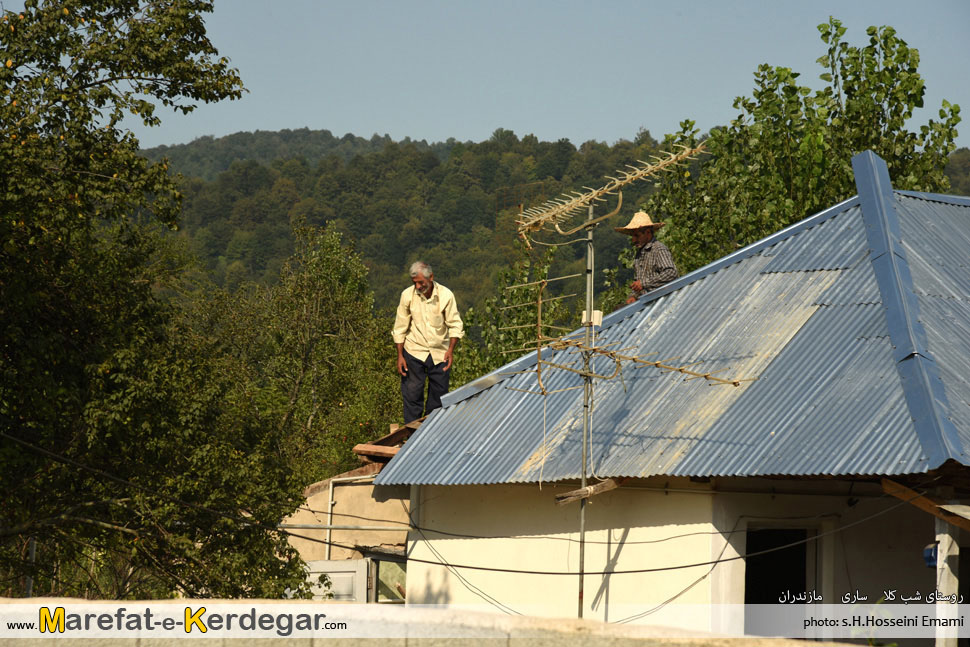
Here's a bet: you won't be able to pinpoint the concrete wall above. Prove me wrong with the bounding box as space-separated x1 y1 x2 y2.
405 479 717 626
406 477 938 634
286 477 410 562
713 479 934 602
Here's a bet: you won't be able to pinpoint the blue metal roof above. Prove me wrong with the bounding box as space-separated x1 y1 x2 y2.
376 152 970 486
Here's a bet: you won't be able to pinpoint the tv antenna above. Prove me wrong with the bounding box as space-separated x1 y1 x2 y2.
505 142 747 619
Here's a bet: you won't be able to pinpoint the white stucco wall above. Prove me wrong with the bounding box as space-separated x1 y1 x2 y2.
714 480 935 603
712 480 936 637
405 480 717 626
405 478 939 635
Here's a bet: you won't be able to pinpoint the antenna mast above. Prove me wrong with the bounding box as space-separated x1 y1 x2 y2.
511 143 741 619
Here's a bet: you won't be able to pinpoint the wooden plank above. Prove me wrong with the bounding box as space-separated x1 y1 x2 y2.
881 478 970 533
555 477 627 506
371 418 423 447
352 443 399 459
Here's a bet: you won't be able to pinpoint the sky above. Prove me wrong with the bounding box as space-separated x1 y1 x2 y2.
121 0 969 150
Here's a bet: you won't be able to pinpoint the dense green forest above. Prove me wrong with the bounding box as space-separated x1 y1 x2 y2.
143 128 457 181
2 1 964 602
146 128 970 319
147 128 661 315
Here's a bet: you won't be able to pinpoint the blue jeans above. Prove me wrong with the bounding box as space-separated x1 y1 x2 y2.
401 350 450 423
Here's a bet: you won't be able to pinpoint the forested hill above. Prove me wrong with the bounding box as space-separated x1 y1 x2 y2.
161 127 664 314
142 128 456 180
153 126 970 316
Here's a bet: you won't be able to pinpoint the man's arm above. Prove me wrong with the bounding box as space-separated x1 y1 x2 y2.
443 337 459 371
392 290 412 376
441 289 463 371
396 342 409 376
442 290 464 339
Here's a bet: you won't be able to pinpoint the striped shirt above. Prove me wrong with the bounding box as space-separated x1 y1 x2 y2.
632 241 678 299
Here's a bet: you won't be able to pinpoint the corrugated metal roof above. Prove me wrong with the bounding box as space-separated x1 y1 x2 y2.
376 153 970 486
896 193 970 454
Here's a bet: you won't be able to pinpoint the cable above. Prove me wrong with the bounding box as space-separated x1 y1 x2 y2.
0 431 298 556
316 506 752 545
286 479 936 578
304 500 868 546
3 426 958 626
398 499 522 616
2 430 947 580
612 514 745 624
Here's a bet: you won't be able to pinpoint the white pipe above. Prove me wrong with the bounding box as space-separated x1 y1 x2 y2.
327 474 378 559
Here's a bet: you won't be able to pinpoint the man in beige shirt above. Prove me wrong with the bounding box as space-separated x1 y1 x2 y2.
392 261 464 422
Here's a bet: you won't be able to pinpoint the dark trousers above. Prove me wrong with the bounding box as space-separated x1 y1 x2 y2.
401 350 450 423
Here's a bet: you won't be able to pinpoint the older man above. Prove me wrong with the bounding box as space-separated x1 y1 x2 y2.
392 261 464 422
615 211 678 304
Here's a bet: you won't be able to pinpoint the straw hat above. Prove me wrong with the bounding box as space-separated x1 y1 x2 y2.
614 210 665 234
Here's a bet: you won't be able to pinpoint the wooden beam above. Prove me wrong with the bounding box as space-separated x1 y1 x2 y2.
881 478 970 533
555 477 627 506
372 419 422 447
352 443 399 459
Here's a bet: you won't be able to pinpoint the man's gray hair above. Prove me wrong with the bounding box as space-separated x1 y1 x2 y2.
409 261 432 278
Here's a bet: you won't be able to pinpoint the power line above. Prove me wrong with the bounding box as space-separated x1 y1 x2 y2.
305 506 753 545
2 430 944 580
289 481 933 577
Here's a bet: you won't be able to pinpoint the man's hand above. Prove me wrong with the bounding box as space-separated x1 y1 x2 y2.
625 295 637 305
397 355 408 377
630 280 643 293
443 337 459 372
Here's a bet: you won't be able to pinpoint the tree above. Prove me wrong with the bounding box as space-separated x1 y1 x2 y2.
946 148 970 196
190 226 399 483
636 18 961 275
453 243 571 387
0 1 317 598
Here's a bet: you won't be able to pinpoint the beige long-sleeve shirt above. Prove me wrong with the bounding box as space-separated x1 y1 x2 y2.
392 282 464 364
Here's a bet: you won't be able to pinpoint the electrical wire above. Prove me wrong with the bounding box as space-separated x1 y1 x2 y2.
0 430 297 550
612 514 745 624
293 482 936 578
5 427 749 556
313 507 753 546
1 430 948 580
398 499 522 616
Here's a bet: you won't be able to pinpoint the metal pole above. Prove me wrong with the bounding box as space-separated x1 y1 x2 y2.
578 203 594 618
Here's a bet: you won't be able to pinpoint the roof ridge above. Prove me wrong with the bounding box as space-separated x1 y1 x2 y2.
852 151 966 469
896 190 970 208
441 194 861 409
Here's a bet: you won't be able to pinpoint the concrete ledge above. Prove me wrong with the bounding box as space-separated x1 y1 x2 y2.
3 598 850 646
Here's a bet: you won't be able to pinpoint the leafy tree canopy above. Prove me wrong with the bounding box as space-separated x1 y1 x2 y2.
638 18 961 275
0 0 324 598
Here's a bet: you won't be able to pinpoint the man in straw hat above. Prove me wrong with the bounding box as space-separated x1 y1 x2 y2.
615 210 678 304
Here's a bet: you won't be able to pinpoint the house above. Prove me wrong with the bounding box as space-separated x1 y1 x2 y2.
373 152 970 636
284 423 420 602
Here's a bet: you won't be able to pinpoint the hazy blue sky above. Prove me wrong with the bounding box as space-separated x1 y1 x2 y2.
122 1 968 149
